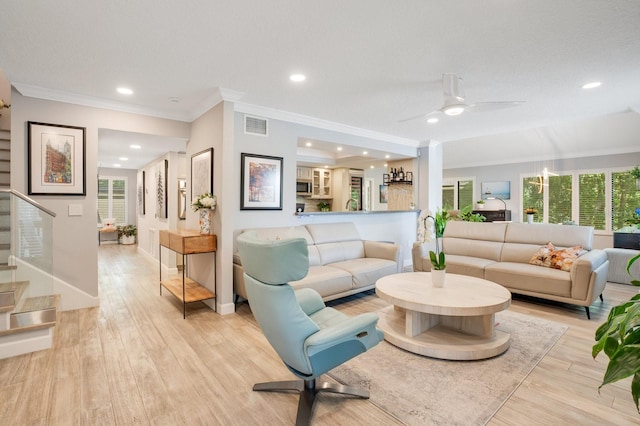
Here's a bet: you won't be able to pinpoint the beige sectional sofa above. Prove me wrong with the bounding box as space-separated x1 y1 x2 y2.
412 221 609 318
234 222 401 302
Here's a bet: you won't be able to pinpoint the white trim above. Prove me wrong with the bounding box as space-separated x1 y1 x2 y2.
235 102 419 147
0 327 53 360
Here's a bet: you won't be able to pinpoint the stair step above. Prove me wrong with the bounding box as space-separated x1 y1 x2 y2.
0 281 29 313
0 265 17 271
0 295 60 336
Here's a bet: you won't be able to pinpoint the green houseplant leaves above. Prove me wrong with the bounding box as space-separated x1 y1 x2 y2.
593 253 640 412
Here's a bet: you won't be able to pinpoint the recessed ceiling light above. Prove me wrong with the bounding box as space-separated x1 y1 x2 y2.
117 87 133 95
130 144 141 149
370 165 374 169
385 154 390 159
337 147 343 151
113 164 121 168
119 157 128 161
305 141 312 147
168 97 181 103
363 151 368 155
581 81 602 89
384 163 388 167
324 165 329 168
427 117 439 124
290 74 306 82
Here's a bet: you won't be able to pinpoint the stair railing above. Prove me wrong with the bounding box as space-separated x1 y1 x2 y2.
0 189 56 300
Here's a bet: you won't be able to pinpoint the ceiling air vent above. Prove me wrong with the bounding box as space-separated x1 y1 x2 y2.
244 115 268 136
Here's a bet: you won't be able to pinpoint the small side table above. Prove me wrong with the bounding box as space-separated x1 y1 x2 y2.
98 228 118 244
159 229 216 318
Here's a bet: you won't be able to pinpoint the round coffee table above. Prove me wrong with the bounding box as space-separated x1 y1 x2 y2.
376 272 512 360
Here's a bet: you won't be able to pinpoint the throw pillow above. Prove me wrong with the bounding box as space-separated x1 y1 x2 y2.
549 246 584 272
529 242 555 267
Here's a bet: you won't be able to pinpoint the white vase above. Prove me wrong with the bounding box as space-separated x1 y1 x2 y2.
431 269 446 288
199 209 212 234
477 204 484 210
527 213 534 224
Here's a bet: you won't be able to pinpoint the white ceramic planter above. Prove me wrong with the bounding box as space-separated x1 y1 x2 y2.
120 235 136 245
432 269 446 288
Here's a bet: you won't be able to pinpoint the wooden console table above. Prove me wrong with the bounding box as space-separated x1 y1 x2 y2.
159 229 216 318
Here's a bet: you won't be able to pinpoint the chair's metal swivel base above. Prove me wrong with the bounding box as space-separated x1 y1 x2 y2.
253 377 369 426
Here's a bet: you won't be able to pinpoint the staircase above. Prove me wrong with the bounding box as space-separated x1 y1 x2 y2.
0 129 60 359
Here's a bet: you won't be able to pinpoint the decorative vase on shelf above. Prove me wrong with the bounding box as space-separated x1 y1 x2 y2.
527 213 534 224
431 269 446 288
199 209 212 234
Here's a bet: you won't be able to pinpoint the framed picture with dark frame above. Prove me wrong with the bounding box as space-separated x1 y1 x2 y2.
27 121 86 195
191 148 213 199
379 184 388 204
240 153 283 210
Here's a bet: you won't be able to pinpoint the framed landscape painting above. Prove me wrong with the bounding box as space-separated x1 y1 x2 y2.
27 121 86 195
481 181 511 200
240 153 283 210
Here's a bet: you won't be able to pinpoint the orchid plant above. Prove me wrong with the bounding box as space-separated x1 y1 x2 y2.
417 208 449 270
191 193 217 212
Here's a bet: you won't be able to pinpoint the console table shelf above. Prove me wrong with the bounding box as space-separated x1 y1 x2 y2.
159 229 216 318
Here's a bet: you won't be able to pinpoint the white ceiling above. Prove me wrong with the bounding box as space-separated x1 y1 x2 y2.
98 129 187 170
2 1 640 164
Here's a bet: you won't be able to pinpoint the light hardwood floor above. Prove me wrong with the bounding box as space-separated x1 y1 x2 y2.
1 244 639 425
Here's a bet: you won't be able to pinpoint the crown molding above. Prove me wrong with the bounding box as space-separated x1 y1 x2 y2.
13 82 195 122
186 87 245 121
234 102 419 147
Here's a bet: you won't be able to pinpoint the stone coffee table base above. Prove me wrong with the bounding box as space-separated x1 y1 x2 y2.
377 306 510 361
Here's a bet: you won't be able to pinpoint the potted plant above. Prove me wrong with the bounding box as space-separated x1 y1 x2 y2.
416 208 449 287
317 201 330 212
593 253 640 412
476 199 485 210
524 207 537 224
117 224 137 245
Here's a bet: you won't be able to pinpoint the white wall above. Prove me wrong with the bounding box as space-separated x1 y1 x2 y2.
10 90 191 301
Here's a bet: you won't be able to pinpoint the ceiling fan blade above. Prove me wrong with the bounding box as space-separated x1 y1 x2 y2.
398 110 442 123
465 101 525 112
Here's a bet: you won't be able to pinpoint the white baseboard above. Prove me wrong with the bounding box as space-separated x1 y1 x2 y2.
54 276 99 311
0 327 53 360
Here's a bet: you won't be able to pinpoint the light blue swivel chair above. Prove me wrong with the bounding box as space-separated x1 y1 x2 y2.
237 231 383 426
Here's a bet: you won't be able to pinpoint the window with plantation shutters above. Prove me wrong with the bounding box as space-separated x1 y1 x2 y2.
98 176 127 225
522 176 543 222
579 173 605 230
442 185 454 210
612 171 640 231
458 180 473 211
548 175 572 224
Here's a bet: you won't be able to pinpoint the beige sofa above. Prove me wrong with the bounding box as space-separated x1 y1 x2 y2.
412 221 609 318
234 222 401 302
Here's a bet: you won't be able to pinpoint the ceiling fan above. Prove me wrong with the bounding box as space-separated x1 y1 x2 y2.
400 74 524 122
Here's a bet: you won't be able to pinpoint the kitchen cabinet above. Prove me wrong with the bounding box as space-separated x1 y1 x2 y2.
312 168 331 198
296 166 312 181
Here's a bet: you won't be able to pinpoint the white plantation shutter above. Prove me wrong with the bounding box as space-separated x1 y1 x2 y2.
98 176 127 225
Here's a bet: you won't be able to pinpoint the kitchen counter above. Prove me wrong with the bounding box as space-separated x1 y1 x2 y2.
296 209 418 216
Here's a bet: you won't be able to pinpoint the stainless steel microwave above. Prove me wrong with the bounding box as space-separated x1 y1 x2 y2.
296 181 312 195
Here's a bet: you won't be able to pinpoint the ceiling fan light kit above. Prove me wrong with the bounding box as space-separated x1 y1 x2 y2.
400 73 524 123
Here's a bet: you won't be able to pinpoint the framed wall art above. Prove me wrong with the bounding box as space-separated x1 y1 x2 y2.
481 181 511 200
191 148 213 199
28 121 86 195
240 153 283 210
379 184 388 204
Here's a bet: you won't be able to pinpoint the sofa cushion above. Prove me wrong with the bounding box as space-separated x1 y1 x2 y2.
485 262 571 298
316 241 365 265
289 265 352 298
445 255 497 279
306 222 362 244
504 223 593 250
443 221 507 261
330 258 398 289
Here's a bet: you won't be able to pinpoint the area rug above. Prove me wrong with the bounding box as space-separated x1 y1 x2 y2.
327 309 567 426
